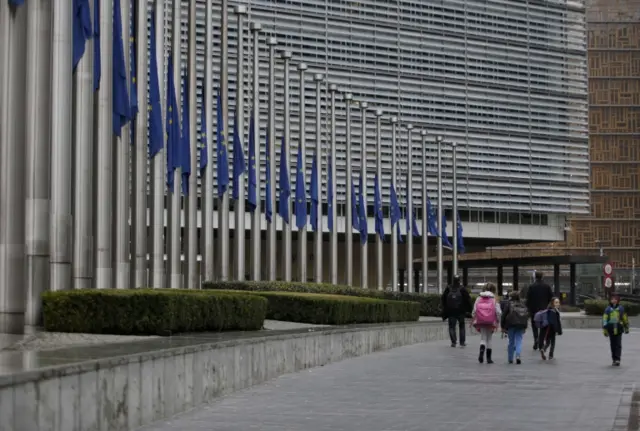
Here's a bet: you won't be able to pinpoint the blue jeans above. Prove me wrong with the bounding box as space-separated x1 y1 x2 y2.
507 328 525 362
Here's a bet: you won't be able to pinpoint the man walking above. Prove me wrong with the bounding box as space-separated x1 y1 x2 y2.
526 271 554 350
441 275 472 347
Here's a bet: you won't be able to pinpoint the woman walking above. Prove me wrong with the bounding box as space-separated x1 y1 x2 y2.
472 283 502 364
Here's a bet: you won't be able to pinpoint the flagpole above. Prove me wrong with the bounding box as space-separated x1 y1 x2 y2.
219 0 231 281
249 22 262 281
266 37 277 281
202 0 215 283
313 73 324 283
95 0 114 290
406 124 414 293
436 135 444 293
452 141 458 276
390 116 398 292
281 51 293 282
114 0 132 290
25 0 52 328
329 84 338 285
233 5 247 282
296 62 307 282
420 130 429 293
132 0 149 289
50 0 73 294
344 92 353 286
168 0 182 289
360 101 368 289
186 0 199 288
150 0 166 289
375 109 383 290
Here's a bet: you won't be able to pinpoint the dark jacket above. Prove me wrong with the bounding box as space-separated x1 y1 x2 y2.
543 308 563 335
441 283 472 320
526 280 553 314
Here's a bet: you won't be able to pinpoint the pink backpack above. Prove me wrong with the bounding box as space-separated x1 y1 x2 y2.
475 297 497 327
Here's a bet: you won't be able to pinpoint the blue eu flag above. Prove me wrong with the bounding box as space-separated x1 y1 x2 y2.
166 55 181 192
265 129 273 223
93 0 101 90
295 149 307 230
112 0 130 136
180 73 191 195
309 154 319 232
216 88 229 197
247 110 257 212
327 161 334 232
278 137 291 224
374 174 384 240
232 109 246 201
358 173 367 245
72 0 92 71
456 211 465 254
442 213 452 248
147 10 163 159
198 98 207 171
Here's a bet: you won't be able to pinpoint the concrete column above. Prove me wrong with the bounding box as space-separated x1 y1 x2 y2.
553 264 561 297
569 263 576 306
0 1 28 333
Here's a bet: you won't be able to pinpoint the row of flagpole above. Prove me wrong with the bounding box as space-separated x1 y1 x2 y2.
0 0 469 331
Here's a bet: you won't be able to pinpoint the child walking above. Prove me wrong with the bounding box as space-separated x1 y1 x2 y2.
602 294 629 366
472 283 501 364
501 291 529 364
536 297 563 360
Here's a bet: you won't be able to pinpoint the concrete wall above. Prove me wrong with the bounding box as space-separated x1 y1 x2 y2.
0 322 452 431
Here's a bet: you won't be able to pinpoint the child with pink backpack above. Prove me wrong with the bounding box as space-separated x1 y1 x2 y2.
472 283 502 364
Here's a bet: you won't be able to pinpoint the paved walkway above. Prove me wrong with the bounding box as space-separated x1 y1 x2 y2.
141 329 639 431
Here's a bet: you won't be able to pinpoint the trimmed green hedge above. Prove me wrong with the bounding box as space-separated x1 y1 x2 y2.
203 280 453 317
216 290 420 325
42 289 267 336
584 299 640 317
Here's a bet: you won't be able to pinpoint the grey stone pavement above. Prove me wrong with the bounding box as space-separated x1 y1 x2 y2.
141 329 639 431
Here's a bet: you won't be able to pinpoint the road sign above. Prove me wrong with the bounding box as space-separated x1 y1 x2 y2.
604 277 613 288
604 262 614 276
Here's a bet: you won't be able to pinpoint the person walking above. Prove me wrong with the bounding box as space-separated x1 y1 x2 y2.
602 294 629 366
537 297 563 360
526 271 553 350
441 275 472 348
472 283 501 364
501 291 529 364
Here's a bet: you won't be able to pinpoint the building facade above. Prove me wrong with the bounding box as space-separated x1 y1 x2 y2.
466 0 640 291
169 0 589 245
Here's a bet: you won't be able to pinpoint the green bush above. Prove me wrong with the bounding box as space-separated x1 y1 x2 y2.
203 280 462 317
42 289 267 336
216 290 420 325
584 299 640 317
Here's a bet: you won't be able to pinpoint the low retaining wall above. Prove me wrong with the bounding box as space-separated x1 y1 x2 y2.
0 316 604 431
0 321 452 431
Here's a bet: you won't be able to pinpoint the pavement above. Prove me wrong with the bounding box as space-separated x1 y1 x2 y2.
140 329 640 431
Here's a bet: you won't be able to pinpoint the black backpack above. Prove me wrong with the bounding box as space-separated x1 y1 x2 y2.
446 288 462 311
506 302 529 328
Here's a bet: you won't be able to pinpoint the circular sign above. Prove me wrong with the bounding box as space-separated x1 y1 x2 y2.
604 277 613 288
604 263 613 276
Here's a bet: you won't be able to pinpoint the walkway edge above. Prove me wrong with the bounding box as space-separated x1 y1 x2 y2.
0 321 452 431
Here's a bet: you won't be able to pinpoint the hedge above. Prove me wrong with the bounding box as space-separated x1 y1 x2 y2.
584 299 640 317
216 290 420 325
42 289 267 336
203 280 461 317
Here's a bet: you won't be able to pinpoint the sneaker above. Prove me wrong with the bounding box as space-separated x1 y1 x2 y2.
549 354 554 360
540 349 547 361
516 358 522 365
614 360 621 367
451 343 457 348
508 360 513 364
533 343 538 351
460 344 466 348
